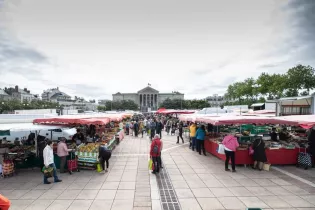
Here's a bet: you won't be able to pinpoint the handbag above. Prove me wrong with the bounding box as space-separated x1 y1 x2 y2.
249 146 254 155
42 166 53 178
217 144 225 155
297 148 312 169
249 140 261 155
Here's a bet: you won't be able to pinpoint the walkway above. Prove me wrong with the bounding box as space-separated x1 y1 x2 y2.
1 132 315 209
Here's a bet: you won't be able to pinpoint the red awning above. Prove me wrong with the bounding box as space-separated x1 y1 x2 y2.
33 117 110 125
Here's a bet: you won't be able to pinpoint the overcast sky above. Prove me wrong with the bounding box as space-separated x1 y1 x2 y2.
0 0 314 100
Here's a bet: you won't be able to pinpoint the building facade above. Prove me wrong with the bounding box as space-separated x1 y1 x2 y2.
112 86 184 112
4 86 34 102
205 94 226 107
42 87 71 102
0 89 11 101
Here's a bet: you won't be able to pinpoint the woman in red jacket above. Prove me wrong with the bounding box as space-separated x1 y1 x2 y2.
150 134 163 174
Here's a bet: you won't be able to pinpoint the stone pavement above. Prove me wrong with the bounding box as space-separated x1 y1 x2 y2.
1 132 315 210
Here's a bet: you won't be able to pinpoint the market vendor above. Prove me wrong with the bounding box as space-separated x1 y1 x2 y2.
270 127 278 142
72 128 85 145
57 137 74 174
279 127 290 141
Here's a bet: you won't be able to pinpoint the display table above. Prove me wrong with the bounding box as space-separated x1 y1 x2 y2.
204 137 299 165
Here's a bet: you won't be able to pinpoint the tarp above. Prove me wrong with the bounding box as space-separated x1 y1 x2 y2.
33 117 110 125
158 109 196 114
196 115 280 125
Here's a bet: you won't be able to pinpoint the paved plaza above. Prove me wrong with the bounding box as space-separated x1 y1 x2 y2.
1 133 315 210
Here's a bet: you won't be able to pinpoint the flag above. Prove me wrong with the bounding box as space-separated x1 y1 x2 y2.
148 83 151 86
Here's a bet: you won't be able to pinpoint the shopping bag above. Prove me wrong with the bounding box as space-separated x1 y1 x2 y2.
42 166 53 178
297 151 312 169
148 159 153 170
217 144 225 154
263 163 271 171
96 163 102 172
249 146 254 155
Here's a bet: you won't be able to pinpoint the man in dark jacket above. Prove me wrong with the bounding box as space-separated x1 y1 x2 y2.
98 144 112 173
150 120 156 141
134 121 139 137
156 119 163 139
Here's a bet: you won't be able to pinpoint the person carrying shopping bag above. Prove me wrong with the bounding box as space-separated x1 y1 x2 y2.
98 143 112 173
150 134 162 174
43 140 62 184
222 135 239 172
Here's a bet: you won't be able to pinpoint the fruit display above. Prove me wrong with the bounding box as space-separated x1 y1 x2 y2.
10 145 35 153
77 143 100 153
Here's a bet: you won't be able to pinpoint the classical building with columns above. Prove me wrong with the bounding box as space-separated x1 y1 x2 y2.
112 86 184 112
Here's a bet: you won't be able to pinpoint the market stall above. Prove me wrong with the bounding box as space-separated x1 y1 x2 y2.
194 115 313 166
33 115 125 170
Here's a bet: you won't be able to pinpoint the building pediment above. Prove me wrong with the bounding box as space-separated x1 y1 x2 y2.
137 86 159 94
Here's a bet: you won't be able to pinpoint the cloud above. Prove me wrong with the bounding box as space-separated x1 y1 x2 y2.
285 0 315 60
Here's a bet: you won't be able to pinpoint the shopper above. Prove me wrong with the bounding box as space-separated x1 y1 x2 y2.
43 140 62 184
98 143 112 173
252 137 267 171
156 119 163 139
134 121 139 137
176 122 184 144
125 121 130 135
150 134 162 174
57 138 73 174
196 125 206 155
189 122 197 150
150 119 157 141
222 135 239 172
308 127 315 167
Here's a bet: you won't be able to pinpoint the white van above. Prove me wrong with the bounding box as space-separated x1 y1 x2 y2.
0 123 76 142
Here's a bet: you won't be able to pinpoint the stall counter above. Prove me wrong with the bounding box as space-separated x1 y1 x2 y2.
204 137 299 165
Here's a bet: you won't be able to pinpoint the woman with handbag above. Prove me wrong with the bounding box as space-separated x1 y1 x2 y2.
252 138 267 171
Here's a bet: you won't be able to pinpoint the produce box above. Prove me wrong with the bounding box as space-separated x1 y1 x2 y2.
77 152 99 163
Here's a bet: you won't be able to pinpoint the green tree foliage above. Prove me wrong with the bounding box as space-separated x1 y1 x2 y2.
223 64 315 107
0 99 59 113
111 100 138 111
159 98 209 109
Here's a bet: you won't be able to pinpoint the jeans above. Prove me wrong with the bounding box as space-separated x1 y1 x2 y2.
43 163 59 183
191 137 196 150
196 140 206 155
157 130 162 138
225 150 235 170
177 133 184 143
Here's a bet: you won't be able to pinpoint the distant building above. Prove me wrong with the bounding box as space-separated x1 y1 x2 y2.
112 86 184 112
0 89 11 101
205 94 226 107
4 86 33 102
267 95 314 116
41 87 71 102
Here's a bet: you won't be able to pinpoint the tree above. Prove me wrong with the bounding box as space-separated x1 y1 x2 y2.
286 64 315 95
159 98 209 109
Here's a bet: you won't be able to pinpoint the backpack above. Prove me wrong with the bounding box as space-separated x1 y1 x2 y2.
152 141 159 155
